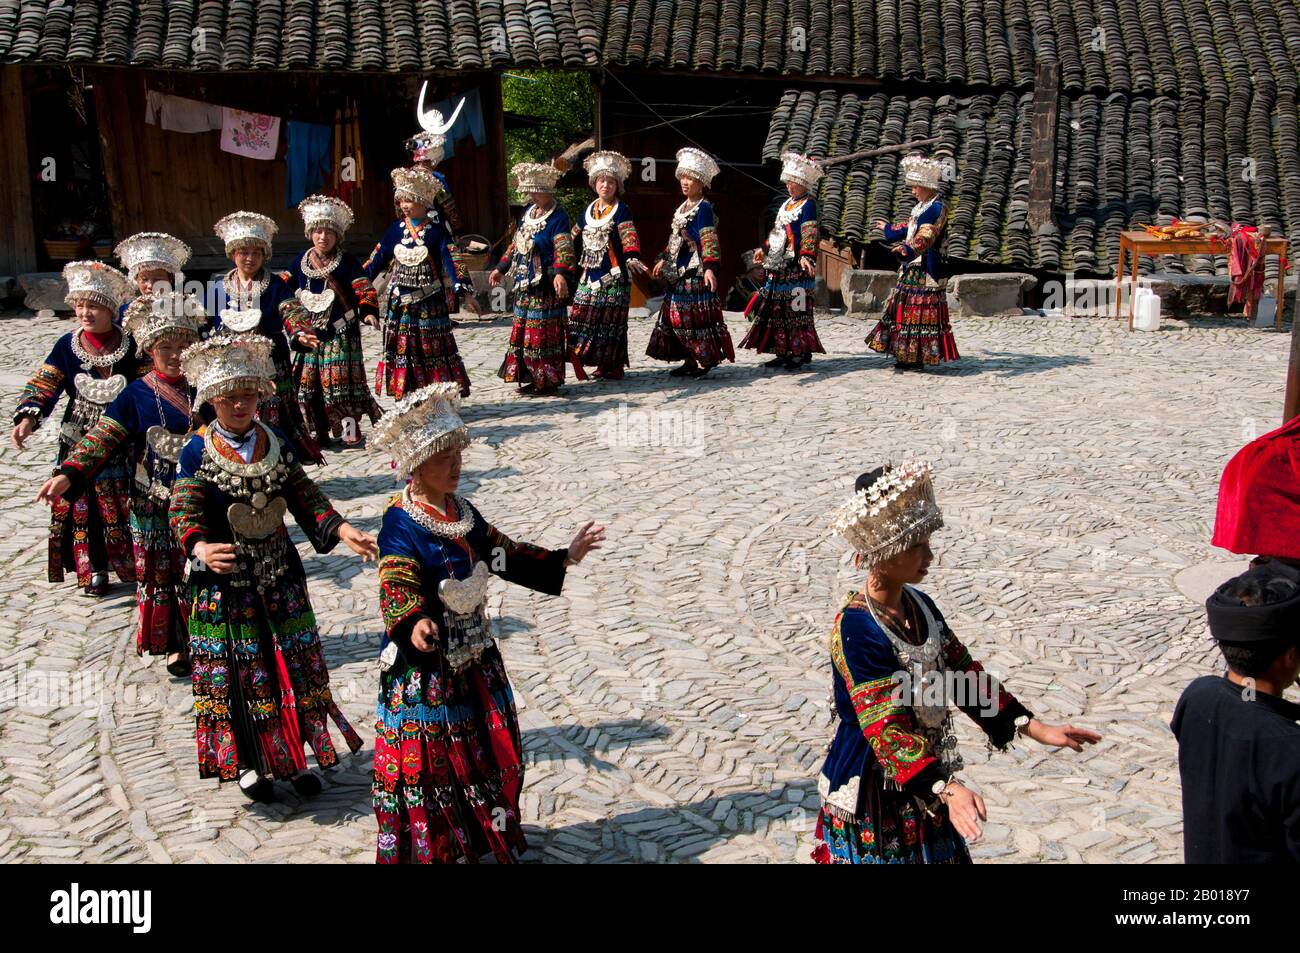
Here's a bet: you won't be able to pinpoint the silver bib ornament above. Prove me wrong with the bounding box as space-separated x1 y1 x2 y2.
219 308 262 332
74 373 127 407
393 243 429 267
145 425 187 463
226 494 287 540
296 287 335 315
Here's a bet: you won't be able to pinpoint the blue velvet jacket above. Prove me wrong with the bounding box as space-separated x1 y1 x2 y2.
882 198 947 282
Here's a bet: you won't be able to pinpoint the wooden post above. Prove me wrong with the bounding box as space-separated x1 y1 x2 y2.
1285 304 1300 422
593 73 603 150
1028 60 1060 231
485 72 510 251
89 69 128 248
0 66 38 274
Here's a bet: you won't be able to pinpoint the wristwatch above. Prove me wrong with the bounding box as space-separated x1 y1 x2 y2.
1014 715 1032 734
931 778 949 797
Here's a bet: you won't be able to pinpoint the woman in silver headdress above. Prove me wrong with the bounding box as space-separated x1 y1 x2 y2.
816 461 1100 863
170 334 376 803
12 261 139 596
37 291 205 674
370 383 605 862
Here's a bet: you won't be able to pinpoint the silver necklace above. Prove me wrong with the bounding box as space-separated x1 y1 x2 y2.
300 250 341 279
223 269 270 309
204 420 281 477
402 487 474 538
71 329 129 370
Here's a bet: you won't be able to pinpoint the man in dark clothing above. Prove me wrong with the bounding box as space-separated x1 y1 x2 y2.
1171 561 1300 863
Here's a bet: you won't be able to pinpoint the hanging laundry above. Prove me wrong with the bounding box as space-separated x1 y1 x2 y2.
145 90 222 133
220 107 281 160
285 120 333 206
1227 224 1267 319
426 87 486 159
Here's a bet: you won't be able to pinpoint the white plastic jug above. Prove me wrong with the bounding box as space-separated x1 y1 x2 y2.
1133 288 1162 331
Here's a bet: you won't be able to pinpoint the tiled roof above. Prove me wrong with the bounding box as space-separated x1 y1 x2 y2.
764 86 1300 276
4 1 1300 92
0 0 600 71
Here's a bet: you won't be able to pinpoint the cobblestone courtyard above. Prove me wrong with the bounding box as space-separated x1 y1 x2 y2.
0 308 1288 863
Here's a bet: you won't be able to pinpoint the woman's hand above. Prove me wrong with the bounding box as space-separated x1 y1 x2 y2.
338 522 378 561
410 617 439 653
194 541 237 574
566 521 606 565
627 258 649 276
651 260 664 278
703 270 717 292
35 474 71 506
553 274 569 299
297 332 319 352
11 418 35 450
799 257 816 277
752 248 765 264
460 294 481 315
873 218 888 232
942 782 987 842
1025 719 1102 752
363 313 379 328
488 269 502 287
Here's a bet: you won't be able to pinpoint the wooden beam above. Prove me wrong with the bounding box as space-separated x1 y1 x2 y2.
88 69 129 249
1028 60 1059 231
0 66 37 274
484 73 511 251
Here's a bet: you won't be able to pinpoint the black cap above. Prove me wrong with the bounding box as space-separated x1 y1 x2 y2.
1206 562 1300 644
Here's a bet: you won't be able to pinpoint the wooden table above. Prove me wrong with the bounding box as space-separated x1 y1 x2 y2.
1114 230 1291 331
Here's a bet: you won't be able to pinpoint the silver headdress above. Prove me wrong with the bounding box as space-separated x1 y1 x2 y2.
675 147 720 188
114 231 191 281
901 153 945 191
584 150 632 187
214 211 278 256
410 83 466 168
511 161 563 195
181 334 276 406
62 260 133 311
830 460 944 564
780 151 824 190
297 194 355 238
370 382 470 477
391 166 444 208
123 290 207 351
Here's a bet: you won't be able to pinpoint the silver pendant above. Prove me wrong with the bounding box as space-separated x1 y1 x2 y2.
145 425 187 463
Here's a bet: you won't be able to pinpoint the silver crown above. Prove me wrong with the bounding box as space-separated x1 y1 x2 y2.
780 151 824 190
390 166 444 208
122 290 207 351
114 231 191 281
901 154 945 191
297 194 355 238
181 334 276 406
584 150 632 186
830 460 944 565
370 382 471 477
511 161 563 195
62 260 133 311
214 211 278 256
675 147 720 188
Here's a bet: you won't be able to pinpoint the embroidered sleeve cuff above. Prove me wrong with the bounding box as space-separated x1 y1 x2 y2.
981 699 1034 751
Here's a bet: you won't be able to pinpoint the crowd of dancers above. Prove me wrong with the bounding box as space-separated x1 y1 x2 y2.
9 114 1124 865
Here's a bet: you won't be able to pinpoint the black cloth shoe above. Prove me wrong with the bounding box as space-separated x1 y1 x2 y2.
764 354 789 368
669 363 695 377
238 771 277 804
290 772 322 798
165 655 192 678
84 573 110 597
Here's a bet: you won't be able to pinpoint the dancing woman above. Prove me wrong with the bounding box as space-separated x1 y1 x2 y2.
865 154 960 370
170 334 376 802
212 211 323 462
115 231 191 308
490 162 575 396
37 292 205 674
817 461 1100 863
364 167 473 400
740 151 826 369
647 147 735 379
568 150 646 381
281 195 382 448
369 383 605 862
11 261 139 596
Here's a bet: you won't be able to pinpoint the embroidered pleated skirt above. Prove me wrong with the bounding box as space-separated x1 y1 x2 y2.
293 320 382 440
646 274 735 368
498 285 568 390
812 794 970 865
865 264 960 365
372 646 527 864
739 261 826 357
131 495 187 656
568 278 631 376
378 285 470 401
48 432 135 588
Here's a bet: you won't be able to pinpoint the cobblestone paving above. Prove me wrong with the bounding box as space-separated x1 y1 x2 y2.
0 308 1290 864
